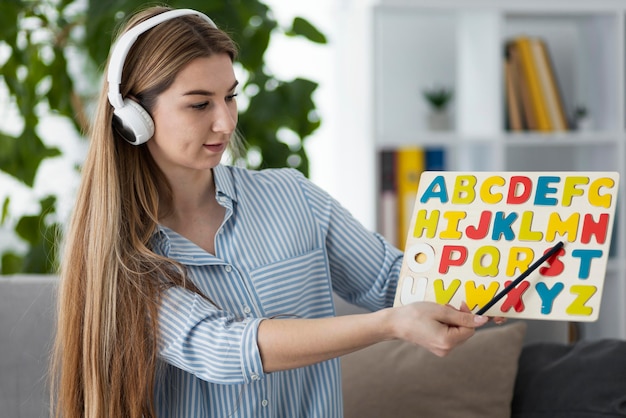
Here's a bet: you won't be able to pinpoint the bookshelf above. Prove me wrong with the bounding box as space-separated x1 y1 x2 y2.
372 0 626 341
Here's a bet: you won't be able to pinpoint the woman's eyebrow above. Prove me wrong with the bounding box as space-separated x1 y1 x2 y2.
183 81 239 96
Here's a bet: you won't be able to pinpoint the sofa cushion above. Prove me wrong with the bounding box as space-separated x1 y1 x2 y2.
341 321 527 418
0 276 57 418
511 338 626 418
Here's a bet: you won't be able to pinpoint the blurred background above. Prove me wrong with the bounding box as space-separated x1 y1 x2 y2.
0 0 377 274
3 1 625 416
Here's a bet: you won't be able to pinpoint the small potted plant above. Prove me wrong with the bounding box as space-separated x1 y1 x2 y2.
573 105 592 131
422 84 454 131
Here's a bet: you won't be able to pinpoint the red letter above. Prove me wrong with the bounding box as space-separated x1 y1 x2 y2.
507 176 532 204
580 213 609 245
439 245 468 274
500 281 530 313
465 211 491 240
539 247 565 276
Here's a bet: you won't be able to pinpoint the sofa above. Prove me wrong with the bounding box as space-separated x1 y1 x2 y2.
2 276 626 417
338 303 626 418
0 276 56 417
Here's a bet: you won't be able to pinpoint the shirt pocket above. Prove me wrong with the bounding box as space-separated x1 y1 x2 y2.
249 248 334 318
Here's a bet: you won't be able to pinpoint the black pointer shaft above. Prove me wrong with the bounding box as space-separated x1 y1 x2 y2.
476 241 564 315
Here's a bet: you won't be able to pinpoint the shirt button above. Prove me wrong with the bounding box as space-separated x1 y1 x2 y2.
243 306 251 314
261 400 268 407
251 373 259 381
224 265 232 272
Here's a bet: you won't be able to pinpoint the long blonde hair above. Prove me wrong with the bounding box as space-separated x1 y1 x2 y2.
51 6 238 417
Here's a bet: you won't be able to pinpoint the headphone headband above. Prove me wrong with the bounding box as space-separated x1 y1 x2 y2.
107 9 216 109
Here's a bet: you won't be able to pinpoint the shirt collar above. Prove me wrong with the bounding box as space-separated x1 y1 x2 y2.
213 164 237 203
151 225 171 256
150 164 235 259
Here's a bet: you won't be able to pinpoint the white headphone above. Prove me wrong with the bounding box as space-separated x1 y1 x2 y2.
107 9 217 145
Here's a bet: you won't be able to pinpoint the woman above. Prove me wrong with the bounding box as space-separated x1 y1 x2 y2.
51 6 489 417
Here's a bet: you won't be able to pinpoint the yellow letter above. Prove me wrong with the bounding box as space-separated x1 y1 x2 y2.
480 176 505 204
473 245 500 277
451 175 477 204
433 279 461 305
439 211 467 239
506 247 534 276
588 177 615 209
413 209 439 239
566 285 597 316
562 176 589 207
518 211 543 241
546 212 580 242
465 280 500 311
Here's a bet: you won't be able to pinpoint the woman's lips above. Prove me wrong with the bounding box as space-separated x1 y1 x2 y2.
203 143 226 152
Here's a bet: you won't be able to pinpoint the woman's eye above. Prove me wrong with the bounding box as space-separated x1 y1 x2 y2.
226 93 238 101
191 102 209 110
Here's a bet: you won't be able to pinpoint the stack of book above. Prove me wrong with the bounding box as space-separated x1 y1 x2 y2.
504 36 569 132
378 147 445 250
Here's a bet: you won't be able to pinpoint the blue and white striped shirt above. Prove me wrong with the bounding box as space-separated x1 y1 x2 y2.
151 164 403 417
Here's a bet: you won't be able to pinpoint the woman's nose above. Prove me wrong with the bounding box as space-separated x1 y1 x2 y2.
212 101 237 134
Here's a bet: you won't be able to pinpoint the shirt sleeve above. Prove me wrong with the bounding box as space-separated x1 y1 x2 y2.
294 170 404 312
157 284 266 385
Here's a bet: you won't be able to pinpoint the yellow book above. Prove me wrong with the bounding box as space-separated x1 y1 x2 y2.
515 36 552 132
510 41 536 130
532 38 566 132
396 147 424 250
539 39 569 130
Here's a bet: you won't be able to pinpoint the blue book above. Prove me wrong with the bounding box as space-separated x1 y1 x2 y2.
425 148 445 171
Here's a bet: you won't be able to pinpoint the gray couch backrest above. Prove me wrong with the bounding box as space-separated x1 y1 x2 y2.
0 276 56 418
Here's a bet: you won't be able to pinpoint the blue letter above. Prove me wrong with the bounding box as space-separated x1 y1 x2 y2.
535 282 565 315
571 249 603 279
420 175 448 204
534 176 560 206
491 211 518 241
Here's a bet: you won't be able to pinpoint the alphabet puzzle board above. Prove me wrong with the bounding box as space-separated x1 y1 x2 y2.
393 172 619 321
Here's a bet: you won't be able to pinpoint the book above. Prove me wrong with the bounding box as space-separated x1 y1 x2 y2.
393 171 620 321
509 40 536 130
395 147 425 251
538 38 569 130
378 150 398 247
425 148 446 171
515 36 552 131
504 43 523 131
531 38 567 132
378 148 447 249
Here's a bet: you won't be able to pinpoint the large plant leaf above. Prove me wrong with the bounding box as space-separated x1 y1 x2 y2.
0 131 60 187
287 17 327 44
0 0 326 274
13 196 61 273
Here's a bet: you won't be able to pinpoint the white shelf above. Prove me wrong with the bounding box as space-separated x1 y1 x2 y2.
378 132 623 148
373 0 626 340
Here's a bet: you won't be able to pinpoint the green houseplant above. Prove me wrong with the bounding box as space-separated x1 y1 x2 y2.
573 104 592 131
422 85 453 111
0 0 326 274
422 84 453 131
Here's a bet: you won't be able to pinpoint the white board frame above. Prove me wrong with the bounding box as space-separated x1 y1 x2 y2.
394 171 619 321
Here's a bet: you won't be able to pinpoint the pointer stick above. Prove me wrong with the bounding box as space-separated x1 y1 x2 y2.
476 241 564 316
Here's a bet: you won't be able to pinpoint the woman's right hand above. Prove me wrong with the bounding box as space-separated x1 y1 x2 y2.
385 301 488 357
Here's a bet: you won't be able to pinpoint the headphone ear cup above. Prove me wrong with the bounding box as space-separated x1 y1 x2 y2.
112 99 155 145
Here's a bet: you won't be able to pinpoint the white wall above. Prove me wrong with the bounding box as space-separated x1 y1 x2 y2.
266 0 377 230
